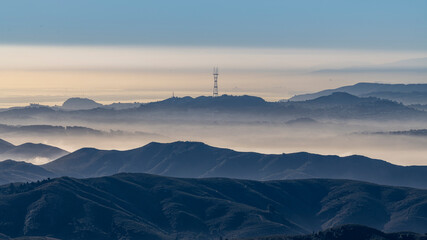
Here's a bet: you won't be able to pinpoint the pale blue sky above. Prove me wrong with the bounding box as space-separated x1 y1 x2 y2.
1 0 426 50
1 0 427 107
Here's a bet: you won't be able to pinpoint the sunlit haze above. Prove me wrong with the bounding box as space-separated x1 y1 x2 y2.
1 45 427 107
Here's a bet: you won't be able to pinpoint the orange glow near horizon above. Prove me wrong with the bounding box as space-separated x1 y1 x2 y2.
0 45 426 107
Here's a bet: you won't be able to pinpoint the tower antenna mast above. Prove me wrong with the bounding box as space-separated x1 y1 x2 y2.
213 67 219 97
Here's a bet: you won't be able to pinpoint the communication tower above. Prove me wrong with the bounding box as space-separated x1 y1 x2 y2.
213 67 219 97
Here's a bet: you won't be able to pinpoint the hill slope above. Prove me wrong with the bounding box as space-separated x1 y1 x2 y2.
43 141 427 189
0 139 68 163
0 160 56 185
0 174 426 239
289 82 427 104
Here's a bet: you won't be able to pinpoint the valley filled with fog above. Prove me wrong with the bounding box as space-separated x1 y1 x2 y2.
1 83 427 166
5 120 427 166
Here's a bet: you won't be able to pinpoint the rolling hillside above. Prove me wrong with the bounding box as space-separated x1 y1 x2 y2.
43 141 427 189
0 173 426 239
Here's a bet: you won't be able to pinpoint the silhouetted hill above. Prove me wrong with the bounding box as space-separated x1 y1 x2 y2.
289 83 427 104
0 160 56 185
0 139 14 153
43 141 427 189
141 95 268 111
0 139 68 163
61 98 103 110
240 224 427 240
0 174 426 239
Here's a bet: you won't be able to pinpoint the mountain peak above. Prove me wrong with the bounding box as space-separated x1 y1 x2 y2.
151 94 266 108
309 92 364 104
40 141 427 189
0 139 14 152
62 97 103 110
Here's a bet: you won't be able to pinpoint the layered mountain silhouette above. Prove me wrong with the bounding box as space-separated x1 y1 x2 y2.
0 93 425 122
289 82 427 105
0 173 426 239
240 224 427 240
39 141 427 189
0 139 68 163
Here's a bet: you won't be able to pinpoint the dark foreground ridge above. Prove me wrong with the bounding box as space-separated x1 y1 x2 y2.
240 225 427 240
0 173 426 239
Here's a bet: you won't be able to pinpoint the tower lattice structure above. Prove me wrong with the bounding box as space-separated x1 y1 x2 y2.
213 67 219 97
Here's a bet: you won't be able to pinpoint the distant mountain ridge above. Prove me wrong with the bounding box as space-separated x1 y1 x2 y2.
40 141 427 189
0 93 425 122
0 139 68 163
0 173 426 239
107 93 427 121
289 83 427 104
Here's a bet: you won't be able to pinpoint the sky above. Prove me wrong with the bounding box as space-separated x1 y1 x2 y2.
1 0 427 106
2 0 427 49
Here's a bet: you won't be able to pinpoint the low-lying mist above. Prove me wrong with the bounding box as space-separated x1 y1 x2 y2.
2 118 427 166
